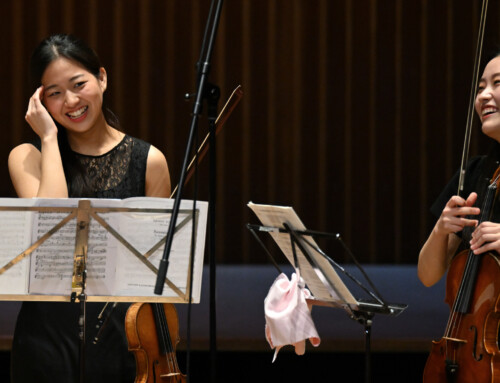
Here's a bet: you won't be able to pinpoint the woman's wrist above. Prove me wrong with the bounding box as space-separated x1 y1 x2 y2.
40 131 59 145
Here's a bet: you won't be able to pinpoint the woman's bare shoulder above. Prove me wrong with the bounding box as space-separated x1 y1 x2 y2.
145 145 171 197
8 143 42 197
9 143 40 165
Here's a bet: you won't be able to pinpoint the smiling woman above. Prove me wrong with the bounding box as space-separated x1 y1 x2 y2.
418 52 500 288
418 52 500 381
7 34 171 383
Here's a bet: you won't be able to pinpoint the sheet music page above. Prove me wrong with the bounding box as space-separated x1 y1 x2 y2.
28 199 120 295
85 210 120 296
96 197 208 303
0 199 36 294
248 202 357 305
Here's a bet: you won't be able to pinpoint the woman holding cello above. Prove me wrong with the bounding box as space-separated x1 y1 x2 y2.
418 51 500 381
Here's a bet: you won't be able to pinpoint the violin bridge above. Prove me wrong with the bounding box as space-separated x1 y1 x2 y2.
442 336 467 344
161 373 181 378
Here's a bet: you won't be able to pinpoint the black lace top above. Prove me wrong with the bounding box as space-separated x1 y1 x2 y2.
11 135 150 383
31 134 148 198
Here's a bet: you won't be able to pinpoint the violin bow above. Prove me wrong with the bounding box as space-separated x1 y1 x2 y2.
170 84 243 198
457 0 489 196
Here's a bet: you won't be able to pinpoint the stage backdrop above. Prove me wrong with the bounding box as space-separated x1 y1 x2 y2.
0 0 498 265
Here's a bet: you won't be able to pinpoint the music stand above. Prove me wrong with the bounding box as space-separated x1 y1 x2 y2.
0 197 208 382
247 202 407 383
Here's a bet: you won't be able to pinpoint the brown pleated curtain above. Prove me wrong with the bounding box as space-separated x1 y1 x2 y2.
0 0 497 265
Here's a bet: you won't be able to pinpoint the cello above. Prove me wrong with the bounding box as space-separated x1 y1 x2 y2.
423 168 500 382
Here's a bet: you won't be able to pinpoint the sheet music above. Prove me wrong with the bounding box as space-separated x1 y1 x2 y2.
0 197 208 302
85 216 119 296
248 202 357 306
0 199 35 294
28 199 118 295
102 198 207 303
29 212 76 293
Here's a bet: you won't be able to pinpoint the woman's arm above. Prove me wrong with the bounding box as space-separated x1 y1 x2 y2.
418 193 479 286
8 87 68 198
418 230 460 287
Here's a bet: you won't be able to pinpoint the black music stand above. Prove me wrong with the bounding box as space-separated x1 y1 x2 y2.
247 202 407 383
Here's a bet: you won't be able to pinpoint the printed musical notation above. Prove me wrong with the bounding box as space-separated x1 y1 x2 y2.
0 208 33 293
0 197 208 303
29 211 116 295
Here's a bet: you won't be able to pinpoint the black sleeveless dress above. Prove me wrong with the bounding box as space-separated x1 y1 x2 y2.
11 135 150 383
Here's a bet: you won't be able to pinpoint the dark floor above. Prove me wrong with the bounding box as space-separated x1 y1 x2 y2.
0 350 428 383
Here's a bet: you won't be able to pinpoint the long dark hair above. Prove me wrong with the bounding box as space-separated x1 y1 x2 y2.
30 34 120 197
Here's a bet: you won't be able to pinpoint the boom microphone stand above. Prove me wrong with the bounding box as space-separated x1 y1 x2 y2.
154 1 224 382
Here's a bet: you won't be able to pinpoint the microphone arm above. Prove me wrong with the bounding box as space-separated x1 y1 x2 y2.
154 0 224 295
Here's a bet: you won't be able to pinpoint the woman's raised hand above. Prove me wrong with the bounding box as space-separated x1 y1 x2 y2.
25 87 57 139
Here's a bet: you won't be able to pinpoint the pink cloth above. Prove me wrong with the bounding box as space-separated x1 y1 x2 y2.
264 272 321 362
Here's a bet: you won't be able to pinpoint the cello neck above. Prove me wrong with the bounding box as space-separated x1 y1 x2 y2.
453 170 500 315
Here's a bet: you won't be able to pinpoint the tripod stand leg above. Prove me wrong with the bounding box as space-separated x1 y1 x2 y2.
351 310 373 383
364 318 372 383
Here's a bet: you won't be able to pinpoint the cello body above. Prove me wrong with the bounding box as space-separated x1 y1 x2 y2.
423 248 500 382
125 302 187 383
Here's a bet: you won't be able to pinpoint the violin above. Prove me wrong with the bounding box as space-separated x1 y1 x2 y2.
423 168 500 382
125 302 187 383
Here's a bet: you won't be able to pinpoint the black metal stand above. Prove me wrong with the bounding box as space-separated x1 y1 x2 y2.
154 2 224 383
247 222 406 383
280 223 382 383
154 0 224 295
70 200 91 383
351 310 374 383
207 83 220 383
71 270 87 383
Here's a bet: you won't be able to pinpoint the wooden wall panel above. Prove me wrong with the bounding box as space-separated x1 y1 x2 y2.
1 0 499 265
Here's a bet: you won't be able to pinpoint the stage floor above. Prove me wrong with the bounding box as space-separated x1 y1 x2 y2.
0 349 429 383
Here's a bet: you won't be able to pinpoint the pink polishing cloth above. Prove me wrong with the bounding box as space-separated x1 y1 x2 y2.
264 272 321 362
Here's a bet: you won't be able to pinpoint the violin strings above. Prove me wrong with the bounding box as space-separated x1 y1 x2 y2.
154 304 177 372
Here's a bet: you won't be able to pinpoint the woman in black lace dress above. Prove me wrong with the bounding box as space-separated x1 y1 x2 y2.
8 34 171 382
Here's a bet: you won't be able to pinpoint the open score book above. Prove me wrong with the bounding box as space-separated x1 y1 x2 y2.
0 197 207 303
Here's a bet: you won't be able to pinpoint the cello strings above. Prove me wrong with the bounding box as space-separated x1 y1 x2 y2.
436 0 490 368
445 174 500 361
